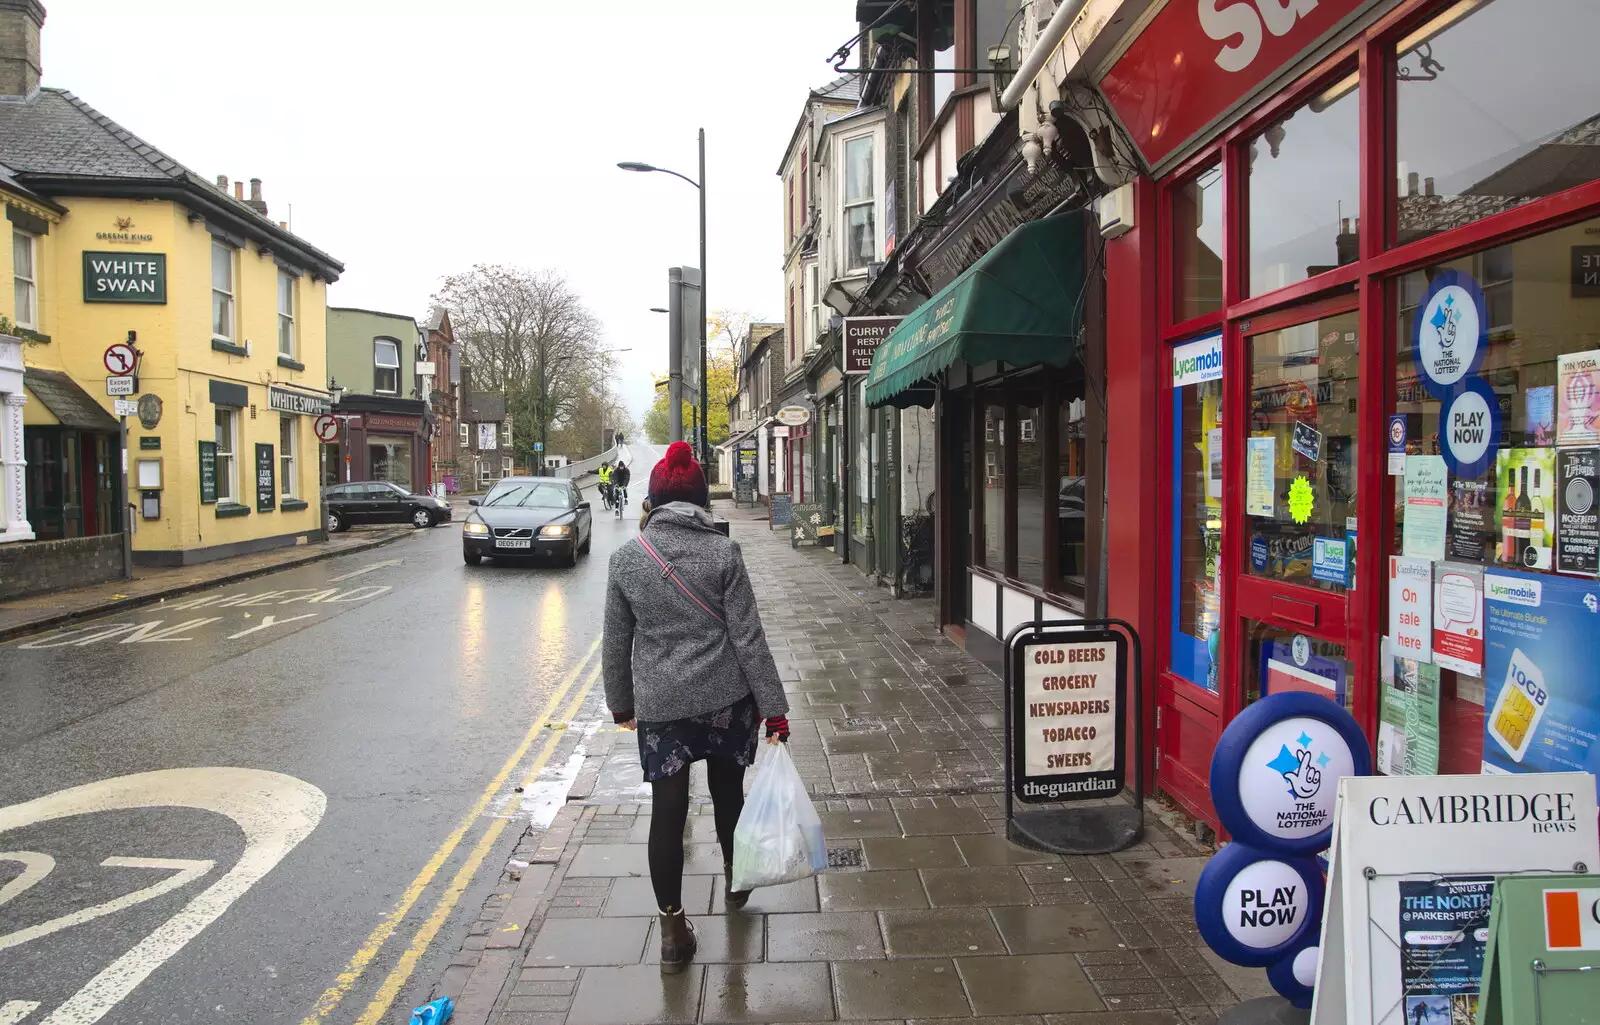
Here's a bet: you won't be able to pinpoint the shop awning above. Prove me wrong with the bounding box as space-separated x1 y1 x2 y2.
864 209 1087 408
24 368 118 431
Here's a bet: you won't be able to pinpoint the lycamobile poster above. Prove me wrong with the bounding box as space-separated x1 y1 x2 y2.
1481 569 1600 775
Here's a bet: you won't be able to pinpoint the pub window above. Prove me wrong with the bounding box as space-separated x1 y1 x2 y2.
279 415 297 499
1246 72 1360 297
212 240 236 342
277 271 296 359
373 338 399 395
215 407 239 503
12 228 36 329
1393 0 1600 248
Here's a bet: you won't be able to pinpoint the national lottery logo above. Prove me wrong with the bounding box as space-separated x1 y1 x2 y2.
1428 293 1461 353
1266 732 1329 803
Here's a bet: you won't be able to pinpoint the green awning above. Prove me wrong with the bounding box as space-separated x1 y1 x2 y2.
864 209 1087 408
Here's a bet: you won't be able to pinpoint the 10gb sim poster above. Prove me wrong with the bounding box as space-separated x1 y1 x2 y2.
1482 568 1600 775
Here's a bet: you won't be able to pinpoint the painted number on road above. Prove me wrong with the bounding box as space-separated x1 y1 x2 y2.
0 768 325 1024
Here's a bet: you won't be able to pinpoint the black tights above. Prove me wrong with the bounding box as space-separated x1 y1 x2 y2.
648 757 746 912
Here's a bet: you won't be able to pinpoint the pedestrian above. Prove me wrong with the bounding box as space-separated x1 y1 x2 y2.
603 441 790 974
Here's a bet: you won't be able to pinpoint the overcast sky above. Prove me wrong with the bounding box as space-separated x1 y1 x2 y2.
43 1 860 424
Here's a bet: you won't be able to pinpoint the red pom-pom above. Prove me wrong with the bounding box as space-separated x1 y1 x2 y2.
665 441 694 468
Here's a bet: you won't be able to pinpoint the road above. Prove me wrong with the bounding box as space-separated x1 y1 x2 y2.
0 445 663 1025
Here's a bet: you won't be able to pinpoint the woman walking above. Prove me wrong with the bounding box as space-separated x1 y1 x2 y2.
603 442 790 973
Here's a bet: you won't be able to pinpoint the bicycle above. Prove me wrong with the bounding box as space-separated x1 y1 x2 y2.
612 484 628 517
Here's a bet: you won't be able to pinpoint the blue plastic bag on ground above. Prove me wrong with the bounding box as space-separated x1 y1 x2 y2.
410 996 454 1025
731 742 827 891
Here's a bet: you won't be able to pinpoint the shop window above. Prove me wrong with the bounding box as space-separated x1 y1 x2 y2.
1058 396 1089 601
279 415 297 499
370 438 412 490
1247 78 1360 297
211 240 235 342
12 229 36 330
843 135 877 272
1246 309 1359 593
1390 213 1600 775
373 338 400 395
1171 345 1224 690
1015 396 1046 588
1173 164 1223 321
458 421 468 442
1393 0 1600 247
215 408 238 504
277 271 296 359
981 396 1006 570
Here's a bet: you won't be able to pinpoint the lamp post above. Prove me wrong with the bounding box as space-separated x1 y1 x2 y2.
620 128 708 465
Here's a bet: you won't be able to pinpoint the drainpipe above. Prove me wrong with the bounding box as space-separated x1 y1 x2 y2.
998 0 1092 112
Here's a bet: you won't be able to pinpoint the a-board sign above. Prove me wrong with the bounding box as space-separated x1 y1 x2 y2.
1309 771 1599 1025
255 444 275 513
769 492 794 528
197 441 217 504
1480 874 1600 1025
1009 626 1127 803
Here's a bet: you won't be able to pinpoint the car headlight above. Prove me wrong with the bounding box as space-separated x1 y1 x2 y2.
463 522 489 536
538 524 572 538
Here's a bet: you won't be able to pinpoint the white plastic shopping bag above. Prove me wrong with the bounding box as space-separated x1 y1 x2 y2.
731 743 827 891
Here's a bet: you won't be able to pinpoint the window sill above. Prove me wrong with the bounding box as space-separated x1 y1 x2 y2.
214 502 250 518
212 339 248 357
16 328 48 343
277 355 305 371
280 498 309 512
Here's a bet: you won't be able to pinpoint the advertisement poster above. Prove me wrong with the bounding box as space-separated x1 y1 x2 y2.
1448 478 1493 562
1527 385 1556 446
1482 569 1600 774
1312 536 1348 586
1388 414 1408 476
1403 455 1449 560
1207 426 1223 499
1558 349 1600 446
1390 556 1434 663
1496 448 1556 570
1259 635 1347 704
1557 447 1600 576
1247 436 1276 517
1292 420 1322 462
1404 660 1441 775
1433 562 1485 677
1398 876 1494 1025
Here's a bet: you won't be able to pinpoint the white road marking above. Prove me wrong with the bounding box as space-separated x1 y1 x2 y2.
226 614 317 640
0 768 325 1025
116 619 223 644
0 858 213 953
0 1002 39 1024
326 559 400 583
0 852 54 906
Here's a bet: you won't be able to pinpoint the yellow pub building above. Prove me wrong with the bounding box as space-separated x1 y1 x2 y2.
0 0 343 596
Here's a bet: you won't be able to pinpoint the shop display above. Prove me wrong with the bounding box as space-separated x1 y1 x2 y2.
1432 562 1484 678
1557 349 1600 446
1495 449 1555 571
1448 478 1493 563
1247 436 1275 517
1401 455 1448 560
1556 447 1599 576
1439 378 1501 480
1482 570 1600 775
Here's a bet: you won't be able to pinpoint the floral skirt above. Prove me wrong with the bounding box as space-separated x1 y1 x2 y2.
637 694 759 782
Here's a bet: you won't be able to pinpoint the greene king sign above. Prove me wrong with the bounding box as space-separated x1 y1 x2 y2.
82 251 167 304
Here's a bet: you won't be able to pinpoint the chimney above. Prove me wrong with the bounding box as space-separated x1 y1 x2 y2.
216 174 229 193
1424 176 1436 197
247 177 268 216
0 0 45 101
233 181 244 201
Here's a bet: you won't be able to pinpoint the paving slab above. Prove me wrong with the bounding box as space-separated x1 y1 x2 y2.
819 810 905 838
958 954 1104 1016
895 807 992 836
700 961 835 1024
526 917 651 967
712 875 820 914
881 907 1007 958
833 958 970 1020
604 875 714 917
952 835 1062 866
565 964 703 1025
641 914 765 965
818 869 930 912
766 910 886 961
988 904 1122 954
861 837 967 870
921 868 1034 908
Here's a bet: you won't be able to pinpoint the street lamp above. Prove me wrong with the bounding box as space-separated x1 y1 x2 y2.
620 129 708 464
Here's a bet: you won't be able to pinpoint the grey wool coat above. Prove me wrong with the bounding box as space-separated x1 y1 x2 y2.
603 502 789 724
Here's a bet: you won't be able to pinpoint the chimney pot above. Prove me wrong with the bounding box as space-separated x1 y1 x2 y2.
250 178 262 201
1407 171 1420 196
233 181 244 200
0 0 45 101
216 174 229 191
245 178 268 216
1424 176 1436 197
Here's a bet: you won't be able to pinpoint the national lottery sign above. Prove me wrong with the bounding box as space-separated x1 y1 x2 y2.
1010 627 1127 803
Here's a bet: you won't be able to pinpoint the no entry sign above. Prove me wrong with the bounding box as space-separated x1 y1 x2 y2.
103 343 137 376
313 415 340 443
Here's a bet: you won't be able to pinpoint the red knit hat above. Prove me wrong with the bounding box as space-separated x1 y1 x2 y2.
648 442 709 508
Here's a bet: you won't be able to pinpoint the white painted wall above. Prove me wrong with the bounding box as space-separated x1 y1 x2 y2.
0 335 33 543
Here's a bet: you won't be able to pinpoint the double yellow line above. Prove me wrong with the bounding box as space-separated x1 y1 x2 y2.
301 637 603 1025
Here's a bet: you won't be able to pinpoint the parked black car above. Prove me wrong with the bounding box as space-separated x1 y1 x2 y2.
461 477 592 567
323 481 452 532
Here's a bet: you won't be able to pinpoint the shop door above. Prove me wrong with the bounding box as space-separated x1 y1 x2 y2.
1230 300 1361 722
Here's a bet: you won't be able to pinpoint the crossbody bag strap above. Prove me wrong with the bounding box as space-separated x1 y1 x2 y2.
636 535 726 626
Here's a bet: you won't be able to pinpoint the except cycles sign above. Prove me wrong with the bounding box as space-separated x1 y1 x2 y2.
1009 626 1127 803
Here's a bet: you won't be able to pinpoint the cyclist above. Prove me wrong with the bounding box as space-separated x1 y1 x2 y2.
597 462 614 509
611 462 631 514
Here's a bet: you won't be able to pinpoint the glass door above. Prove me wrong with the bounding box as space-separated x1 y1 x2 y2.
1233 301 1360 711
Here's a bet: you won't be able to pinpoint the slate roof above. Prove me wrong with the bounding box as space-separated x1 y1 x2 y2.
426 306 450 332
24 368 118 430
814 73 862 103
465 393 507 422
0 88 342 277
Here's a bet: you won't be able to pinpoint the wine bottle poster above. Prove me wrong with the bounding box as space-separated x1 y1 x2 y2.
1495 448 1556 571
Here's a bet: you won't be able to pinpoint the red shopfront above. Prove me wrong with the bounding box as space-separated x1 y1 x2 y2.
1094 0 1600 831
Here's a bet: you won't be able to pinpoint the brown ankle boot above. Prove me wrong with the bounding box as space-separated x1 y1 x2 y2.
658 908 697 974
724 862 751 910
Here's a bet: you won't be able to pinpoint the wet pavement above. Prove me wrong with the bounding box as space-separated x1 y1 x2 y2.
0 454 658 1025
425 501 1270 1025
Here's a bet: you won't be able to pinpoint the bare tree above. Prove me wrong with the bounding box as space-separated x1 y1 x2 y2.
432 265 605 458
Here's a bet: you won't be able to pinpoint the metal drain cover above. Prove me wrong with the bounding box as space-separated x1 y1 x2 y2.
838 717 885 732
827 847 864 868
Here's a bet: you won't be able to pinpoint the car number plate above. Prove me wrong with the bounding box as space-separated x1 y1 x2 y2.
494 538 532 549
